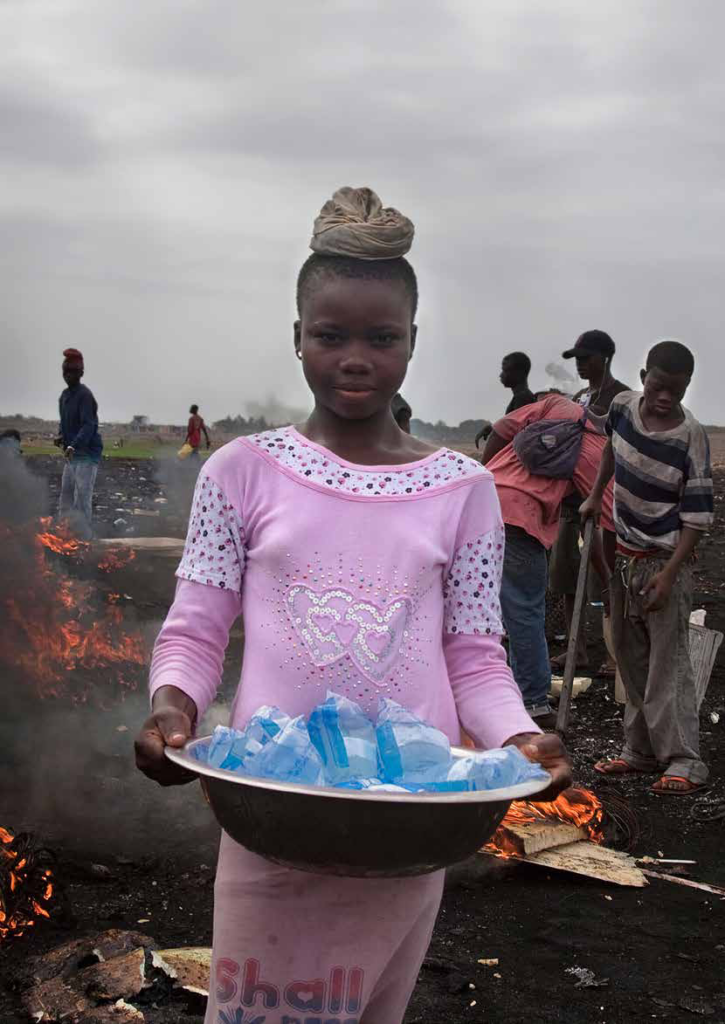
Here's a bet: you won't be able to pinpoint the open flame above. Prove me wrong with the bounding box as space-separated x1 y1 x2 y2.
485 788 605 859
37 520 89 557
0 826 54 942
98 547 136 573
0 519 145 700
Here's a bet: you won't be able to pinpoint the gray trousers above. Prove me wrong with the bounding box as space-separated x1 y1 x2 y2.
611 555 707 784
59 459 98 540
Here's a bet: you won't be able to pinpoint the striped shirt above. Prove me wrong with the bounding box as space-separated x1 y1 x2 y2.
606 391 713 552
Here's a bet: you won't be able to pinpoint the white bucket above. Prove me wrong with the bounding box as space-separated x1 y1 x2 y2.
689 623 723 710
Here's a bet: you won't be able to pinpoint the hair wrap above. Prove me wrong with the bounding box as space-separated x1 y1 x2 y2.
310 187 414 260
62 347 84 370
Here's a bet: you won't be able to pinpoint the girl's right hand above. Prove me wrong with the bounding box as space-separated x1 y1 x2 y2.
134 687 198 787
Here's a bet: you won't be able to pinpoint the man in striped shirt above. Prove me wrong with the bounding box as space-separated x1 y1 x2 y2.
581 341 713 794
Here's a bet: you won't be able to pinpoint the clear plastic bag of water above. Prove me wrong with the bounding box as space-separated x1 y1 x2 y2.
308 691 378 784
244 715 324 786
375 698 451 783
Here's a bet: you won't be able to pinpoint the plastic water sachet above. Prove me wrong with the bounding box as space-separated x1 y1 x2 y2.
244 715 324 786
444 746 548 791
206 707 290 773
243 705 291 760
308 691 378 785
376 698 451 783
207 725 249 772
338 778 414 793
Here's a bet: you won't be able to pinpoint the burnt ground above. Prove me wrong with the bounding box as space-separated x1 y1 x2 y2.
26 452 201 539
1 454 725 1023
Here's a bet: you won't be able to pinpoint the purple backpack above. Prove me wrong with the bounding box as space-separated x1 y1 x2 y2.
512 410 587 479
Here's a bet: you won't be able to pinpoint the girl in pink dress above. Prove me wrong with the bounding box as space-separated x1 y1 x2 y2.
135 187 570 1024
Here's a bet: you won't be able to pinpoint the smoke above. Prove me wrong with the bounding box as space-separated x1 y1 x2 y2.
0 450 223 862
544 361 577 391
245 393 308 426
0 690 221 864
0 448 49 524
153 453 201 535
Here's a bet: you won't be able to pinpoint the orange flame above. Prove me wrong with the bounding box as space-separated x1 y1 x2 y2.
98 547 136 572
0 520 145 701
485 787 605 859
0 826 55 942
36 517 89 557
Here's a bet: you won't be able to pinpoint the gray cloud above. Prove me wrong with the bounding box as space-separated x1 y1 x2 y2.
1 0 724 426
0 84 101 166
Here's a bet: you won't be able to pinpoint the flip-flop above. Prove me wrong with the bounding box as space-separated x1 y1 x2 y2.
594 758 645 776
650 776 708 797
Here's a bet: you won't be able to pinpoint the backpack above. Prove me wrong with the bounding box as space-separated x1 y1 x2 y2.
511 410 587 479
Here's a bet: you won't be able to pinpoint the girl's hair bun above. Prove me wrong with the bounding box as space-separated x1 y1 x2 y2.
310 187 414 261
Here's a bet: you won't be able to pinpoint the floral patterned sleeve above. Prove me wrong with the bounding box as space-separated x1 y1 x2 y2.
176 470 246 593
443 525 505 636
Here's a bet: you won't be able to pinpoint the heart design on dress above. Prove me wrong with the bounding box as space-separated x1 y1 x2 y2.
285 584 411 683
333 621 358 645
283 980 325 1012
308 608 339 640
366 629 392 656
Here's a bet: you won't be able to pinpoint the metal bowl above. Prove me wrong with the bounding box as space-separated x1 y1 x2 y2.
166 737 550 878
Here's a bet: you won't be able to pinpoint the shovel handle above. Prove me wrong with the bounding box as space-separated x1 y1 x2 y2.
556 517 595 735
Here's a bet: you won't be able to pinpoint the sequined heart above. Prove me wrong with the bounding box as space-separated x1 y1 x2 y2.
285 584 411 683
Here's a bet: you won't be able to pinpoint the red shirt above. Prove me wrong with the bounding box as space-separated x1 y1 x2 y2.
187 414 204 449
488 395 614 549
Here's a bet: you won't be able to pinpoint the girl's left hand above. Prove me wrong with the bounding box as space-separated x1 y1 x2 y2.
505 732 572 801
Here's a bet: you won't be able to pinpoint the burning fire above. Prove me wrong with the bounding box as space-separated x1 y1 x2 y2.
0 826 54 942
98 547 136 572
486 788 605 858
1 519 145 700
37 520 89 557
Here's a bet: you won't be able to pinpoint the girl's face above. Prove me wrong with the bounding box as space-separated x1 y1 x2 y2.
295 276 416 421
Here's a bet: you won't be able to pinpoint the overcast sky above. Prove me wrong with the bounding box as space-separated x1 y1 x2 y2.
2 0 724 426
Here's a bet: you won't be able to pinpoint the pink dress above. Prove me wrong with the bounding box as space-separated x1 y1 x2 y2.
150 426 538 1024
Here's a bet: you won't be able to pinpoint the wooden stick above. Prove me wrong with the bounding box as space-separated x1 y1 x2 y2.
641 869 725 897
499 820 586 856
556 518 594 734
480 841 647 887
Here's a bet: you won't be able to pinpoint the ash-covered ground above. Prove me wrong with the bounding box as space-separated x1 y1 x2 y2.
1 451 724 1024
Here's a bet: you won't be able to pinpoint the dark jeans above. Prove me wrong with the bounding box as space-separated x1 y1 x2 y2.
500 525 551 715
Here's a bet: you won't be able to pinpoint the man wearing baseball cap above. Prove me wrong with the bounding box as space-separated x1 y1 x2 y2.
55 348 103 539
549 330 630 677
562 330 628 421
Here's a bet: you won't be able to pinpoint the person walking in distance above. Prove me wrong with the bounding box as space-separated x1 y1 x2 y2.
55 348 102 540
185 404 211 457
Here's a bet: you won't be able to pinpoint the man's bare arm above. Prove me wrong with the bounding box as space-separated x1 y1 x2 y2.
481 430 508 465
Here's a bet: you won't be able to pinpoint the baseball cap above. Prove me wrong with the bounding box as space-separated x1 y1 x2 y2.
562 330 615 360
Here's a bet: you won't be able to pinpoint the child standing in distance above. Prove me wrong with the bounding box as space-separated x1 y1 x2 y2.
135 187 571 1024
581 341 713 795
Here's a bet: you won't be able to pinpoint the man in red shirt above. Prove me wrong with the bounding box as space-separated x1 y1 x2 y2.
482 394 613 727
185 404 210 456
